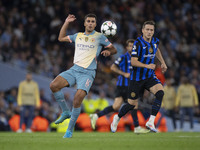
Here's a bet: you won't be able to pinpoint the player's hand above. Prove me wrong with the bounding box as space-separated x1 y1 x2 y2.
65 14 76 23
161 64 167 73
123 73 130 78
101 50 111 57
147 64 156 70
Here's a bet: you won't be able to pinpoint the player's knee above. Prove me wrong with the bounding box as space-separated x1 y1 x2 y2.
73 99 82 107
155 90 164 100
112 104 120 111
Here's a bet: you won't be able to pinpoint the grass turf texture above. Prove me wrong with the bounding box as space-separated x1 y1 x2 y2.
0 132 200 150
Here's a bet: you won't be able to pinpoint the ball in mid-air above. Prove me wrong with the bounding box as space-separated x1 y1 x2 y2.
101 21 117 37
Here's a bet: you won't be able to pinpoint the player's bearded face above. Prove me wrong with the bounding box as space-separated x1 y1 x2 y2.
142 25 154 39
84 17 96 32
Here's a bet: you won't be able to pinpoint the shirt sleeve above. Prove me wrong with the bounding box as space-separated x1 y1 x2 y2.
17 82 22 106
68 33 78 43
114 55 124 67
100 34 111 47
131 41 140 58
35 83 40 107
175 87 181 107
192 85 199 106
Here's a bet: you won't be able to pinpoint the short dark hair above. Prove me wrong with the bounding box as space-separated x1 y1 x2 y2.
142 20 155 29
126 39 135 46
84 13 97 22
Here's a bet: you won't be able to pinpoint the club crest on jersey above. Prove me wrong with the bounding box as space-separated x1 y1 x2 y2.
85 37 88 42
149 48 153 53
131 92 136 98
90 38 95 42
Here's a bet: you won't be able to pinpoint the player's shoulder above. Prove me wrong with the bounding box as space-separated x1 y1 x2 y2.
31 80 38 85
120 53 126 59
152 37 159 44
116 54 126 62
135 37 142 44
94 31 102 35
190 84 196 89
76 32 84 36
95 31 107 39
133 37 142 47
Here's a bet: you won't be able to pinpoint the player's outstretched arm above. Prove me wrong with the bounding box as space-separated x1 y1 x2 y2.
156 48 167 73
58 14 76 42
131 57 156 70
110 64 130 78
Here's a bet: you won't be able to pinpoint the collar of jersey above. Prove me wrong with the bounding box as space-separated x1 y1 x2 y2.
84 30 95 36
140 36 152 45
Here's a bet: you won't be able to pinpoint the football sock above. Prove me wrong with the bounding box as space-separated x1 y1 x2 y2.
118 103 135 118
67 107 81 132
97 105 114 117
53 91 69 112
152 90 164 116
131 109 139 127
148 115 156 124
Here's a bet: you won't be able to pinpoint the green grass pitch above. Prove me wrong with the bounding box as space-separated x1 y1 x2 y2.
0 132 200 150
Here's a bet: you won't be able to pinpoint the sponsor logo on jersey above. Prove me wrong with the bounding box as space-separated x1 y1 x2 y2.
143 54 155 59
77 44 95 49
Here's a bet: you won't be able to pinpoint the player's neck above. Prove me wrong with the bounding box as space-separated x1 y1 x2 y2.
142 36 151 43
85 30 94 35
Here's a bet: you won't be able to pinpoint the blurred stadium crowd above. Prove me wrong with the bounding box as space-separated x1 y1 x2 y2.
0 0 200 132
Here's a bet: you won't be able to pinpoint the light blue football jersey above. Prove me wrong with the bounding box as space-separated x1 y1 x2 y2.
67 30 111 69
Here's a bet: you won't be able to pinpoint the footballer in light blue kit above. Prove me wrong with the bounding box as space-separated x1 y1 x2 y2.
50 14 117 138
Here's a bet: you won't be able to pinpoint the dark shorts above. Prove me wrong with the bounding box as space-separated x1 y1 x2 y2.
115 86 128 102
128 76 161 100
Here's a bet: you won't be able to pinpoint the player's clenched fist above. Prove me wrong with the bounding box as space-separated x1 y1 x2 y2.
65 14 76 23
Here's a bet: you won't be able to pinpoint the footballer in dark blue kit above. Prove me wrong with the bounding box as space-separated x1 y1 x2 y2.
90 39 149 134
111 21 167 133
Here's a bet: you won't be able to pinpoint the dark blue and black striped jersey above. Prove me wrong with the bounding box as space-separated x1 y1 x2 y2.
130 36 159 81
114 52 132 87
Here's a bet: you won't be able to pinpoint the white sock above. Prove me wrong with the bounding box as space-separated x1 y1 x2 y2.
116 115 120 121
135 126 141 129
148 115 156 124
94 113 98 118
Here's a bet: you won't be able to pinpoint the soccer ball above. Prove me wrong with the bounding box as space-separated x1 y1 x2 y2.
101 21 117 37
